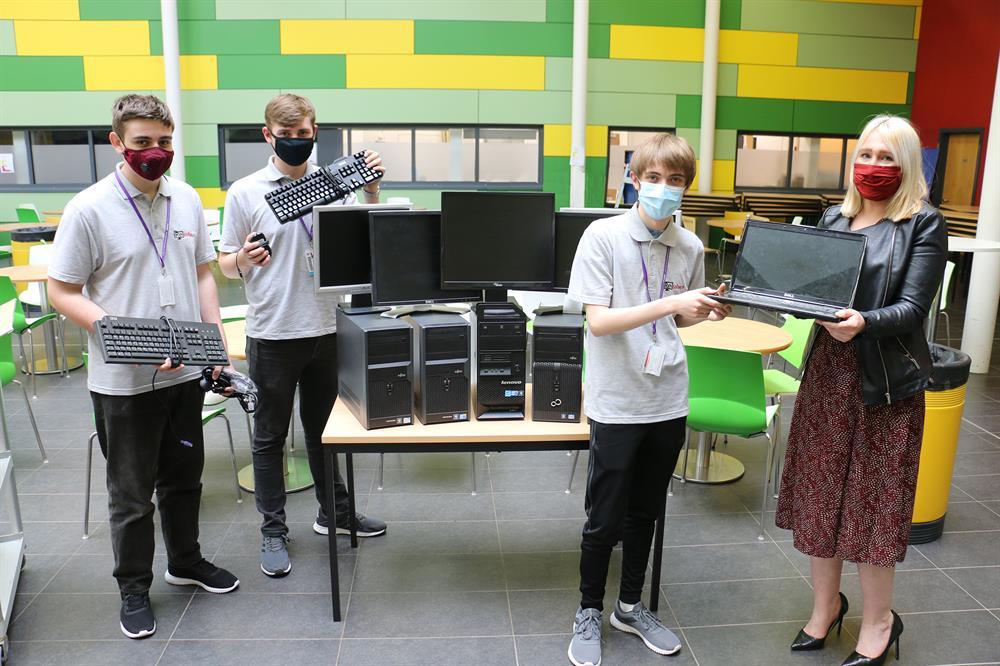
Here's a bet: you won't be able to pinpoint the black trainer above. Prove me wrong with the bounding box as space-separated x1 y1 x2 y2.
120 592 156 639
313 508 387 538
165 559 240 593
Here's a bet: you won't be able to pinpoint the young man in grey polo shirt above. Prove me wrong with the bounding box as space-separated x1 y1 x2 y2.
566 134 730 666
218 94 386 578
48 94 239 640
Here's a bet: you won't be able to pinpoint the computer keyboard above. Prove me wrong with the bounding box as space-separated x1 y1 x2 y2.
264 151 381 224
95 316 229 366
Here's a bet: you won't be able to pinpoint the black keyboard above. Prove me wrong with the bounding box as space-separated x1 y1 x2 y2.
95 316 229 366
264 151 381 224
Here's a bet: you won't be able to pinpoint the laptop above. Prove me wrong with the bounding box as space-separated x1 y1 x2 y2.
711 220 867 322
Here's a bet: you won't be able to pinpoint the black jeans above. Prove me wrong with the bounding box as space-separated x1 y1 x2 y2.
579 418 686 611
246 333 349 536
91 379 206 595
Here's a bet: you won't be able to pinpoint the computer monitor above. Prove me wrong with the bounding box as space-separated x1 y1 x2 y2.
554 208 615 291
369 210 482 306
440 191 555 291
313 203 410 294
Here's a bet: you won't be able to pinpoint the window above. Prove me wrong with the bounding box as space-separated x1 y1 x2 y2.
735 132 854 192
219 125 542 189
606 128 674 205
0 127 112 190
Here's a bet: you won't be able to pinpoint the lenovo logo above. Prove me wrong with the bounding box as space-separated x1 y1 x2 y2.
499 380 521 385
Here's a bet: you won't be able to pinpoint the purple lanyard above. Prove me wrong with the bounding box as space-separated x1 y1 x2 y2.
297 215 313 242
638 242 671 336
114 168 170 271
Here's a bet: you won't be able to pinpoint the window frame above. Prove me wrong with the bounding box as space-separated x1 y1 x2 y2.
734 130 854 194
0 126 112 192
218 123 545 190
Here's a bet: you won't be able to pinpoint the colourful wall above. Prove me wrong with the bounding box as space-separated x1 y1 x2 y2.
1 0 920 212
910 0 999 204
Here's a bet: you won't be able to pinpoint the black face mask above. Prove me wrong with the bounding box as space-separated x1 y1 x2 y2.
272 136 314 167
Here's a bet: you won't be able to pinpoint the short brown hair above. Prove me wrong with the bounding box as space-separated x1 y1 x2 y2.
111 94 174 137
629 133 697 188
264 94 316 129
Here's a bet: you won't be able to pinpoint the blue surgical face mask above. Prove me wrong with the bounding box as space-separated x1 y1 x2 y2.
637 181 684 221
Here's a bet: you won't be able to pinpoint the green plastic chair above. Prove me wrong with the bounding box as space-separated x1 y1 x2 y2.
0 275 61 397
681 345 780 540
0 288 47 462
14 205 42 223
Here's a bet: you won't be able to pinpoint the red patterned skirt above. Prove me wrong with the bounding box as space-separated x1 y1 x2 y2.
774 329 925 568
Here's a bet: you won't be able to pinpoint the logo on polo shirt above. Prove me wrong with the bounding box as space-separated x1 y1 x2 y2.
172 230 196 240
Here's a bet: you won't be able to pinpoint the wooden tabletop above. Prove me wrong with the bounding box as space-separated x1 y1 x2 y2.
0 221 59 233
222 319 247 361
322 385 589 445
0 264 49 282
940 204 978 214
679 316 793 354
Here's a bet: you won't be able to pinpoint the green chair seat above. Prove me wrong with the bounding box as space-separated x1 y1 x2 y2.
202 407 226 424
763 368 800 396
15 311 58 333
0 360 15 385
688 398 770 436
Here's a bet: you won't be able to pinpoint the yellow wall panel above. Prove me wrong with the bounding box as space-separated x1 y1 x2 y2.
281 19 413 54
823 0 920 5
610 25 702 62
0 1 78 20
719 31 797 66
15 20 149 56
196 188 227 209
690 160 736 194
913 6 921 39
346 54 544 90
737 64 908 104
85 55 218 90
544 124 608 157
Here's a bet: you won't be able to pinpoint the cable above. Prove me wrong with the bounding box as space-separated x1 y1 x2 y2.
150 316 193 448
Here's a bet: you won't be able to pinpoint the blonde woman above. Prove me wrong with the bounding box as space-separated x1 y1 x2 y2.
775 115 947 666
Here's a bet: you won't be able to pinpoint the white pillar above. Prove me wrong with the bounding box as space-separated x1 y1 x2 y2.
960 53 1000 372
161 0 185 180
569 0 589 207
697 0 721 193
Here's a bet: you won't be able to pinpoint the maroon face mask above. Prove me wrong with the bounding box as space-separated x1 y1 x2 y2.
853 163 902 201
123 146 174 181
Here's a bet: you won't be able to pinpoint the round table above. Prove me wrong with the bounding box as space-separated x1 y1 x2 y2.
0 221 60 233
676 316 793 484
222 319 314 494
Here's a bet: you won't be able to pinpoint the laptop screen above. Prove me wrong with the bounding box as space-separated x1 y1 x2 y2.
731 222 867 307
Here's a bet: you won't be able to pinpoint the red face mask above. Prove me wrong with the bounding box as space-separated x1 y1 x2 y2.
853 163 902 201
123 146 174 181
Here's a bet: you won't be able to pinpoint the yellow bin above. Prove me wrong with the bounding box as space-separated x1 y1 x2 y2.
10 226 57 293
909 345 971 544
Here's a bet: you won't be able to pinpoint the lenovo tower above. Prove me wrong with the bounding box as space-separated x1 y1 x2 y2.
407 313 471 425
336 309 413 429
473 302 528 420
532 313 584 422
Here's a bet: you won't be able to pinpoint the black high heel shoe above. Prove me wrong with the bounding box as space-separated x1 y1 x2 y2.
841 610 903 666
791 592 849 651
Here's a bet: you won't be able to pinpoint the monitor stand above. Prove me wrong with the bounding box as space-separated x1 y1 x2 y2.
379 303 471 319
533 305 565 316
337 293 390 316
484 288 508 304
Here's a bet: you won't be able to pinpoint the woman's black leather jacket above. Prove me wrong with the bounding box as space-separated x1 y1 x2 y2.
805 203 948 405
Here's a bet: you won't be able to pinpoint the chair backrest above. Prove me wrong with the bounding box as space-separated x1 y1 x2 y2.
15 204 42 223
685 345 767 434
0 277 20 368
28 243 55 266
776 314 815 369
791 216 803 226
681 216 696 233
940 260 956 311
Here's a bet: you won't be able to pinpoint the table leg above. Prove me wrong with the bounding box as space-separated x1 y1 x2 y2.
346 452 358 549
27 282 83 374
649 493 666 613
673 431 745 484
325 447 342 621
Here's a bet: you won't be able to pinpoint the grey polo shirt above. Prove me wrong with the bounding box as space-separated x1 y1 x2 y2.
218 157 358 341
567 205 705 424
48 165 215 396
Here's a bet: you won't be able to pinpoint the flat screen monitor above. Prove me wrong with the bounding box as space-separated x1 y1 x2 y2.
440 191 555 290
554 208 616 291
369 210 482 306
313 203 410 294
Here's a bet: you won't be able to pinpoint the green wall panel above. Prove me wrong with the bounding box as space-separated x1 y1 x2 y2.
586 60 736 96
674 127 737 161
545 57 571 91
0 192 78 214
150 20 280 56
906 72 914 105
1 21 17 56
184 124 220 156
218 55 346 89
302 89 480 124
216 0 345 20
479 90 571 124
543 155 570 209
346 0 547 21
591 1 704 28
720 0 741 31
587 91 676 127
81 0 213 19
585 155 607 208
414 20 571 57
546 0 573 23
675 95 701 128
797 35 917 72
589 24 610 58
716 97 794 132
181 90 282 124
676 127 699 153
0 91 161 125
185 155 220 188
741 0 915 39
0 57 85 91
792 100 910 135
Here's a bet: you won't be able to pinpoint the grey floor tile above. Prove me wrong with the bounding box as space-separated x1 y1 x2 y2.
172 593 338 639
41 552 182 594
18 492 108 522
374 465 486 494
489 465 581 493
364 491 496 522
843 610 1000 665
684 620 855 666
377 451 486 470
493 491 588 521
507 587 660 636
697 482 770 515
193 553 354 595
360 520 500 555
8 639 168 665
22 520 95 554
484 449 587 469
915 531 1000 567
953 451 1000 476
9 592 191 641
953 473 1000 501
958 431 1000 453
515 631 699 666
657 542 799 584
15 465 104 493
77 520 231 558
214 520 352 556
343 591 512 638
838 568 982 614
664 577 814 627
774 540 933 576
338 636 517 666
159 639 339 665
662 511 766 546
15 553 69 594
505 550 621 591
351 551 506 593
498 519 585 553
940 500 1000 532
941 566 1000 609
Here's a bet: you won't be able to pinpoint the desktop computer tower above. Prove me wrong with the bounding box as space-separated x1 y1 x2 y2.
407 313 471 425
336 309 414 429
532 313 584 422
473 302 528 420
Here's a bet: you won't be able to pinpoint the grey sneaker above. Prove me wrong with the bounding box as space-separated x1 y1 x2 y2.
610 600 681 655
568 607 602 666
260 534 291 577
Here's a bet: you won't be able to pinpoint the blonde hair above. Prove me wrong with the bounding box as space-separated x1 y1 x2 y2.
629 133 697 188
842 114 927 222
111 94 173 137
264 93 316 129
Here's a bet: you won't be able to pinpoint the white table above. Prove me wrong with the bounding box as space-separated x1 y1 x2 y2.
928 237 1000 343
